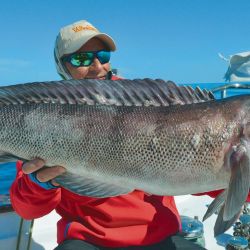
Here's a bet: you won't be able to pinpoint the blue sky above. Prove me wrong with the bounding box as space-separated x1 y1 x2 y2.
0 0 249 86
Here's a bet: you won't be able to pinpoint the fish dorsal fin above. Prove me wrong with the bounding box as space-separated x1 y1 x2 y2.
0 78 215 107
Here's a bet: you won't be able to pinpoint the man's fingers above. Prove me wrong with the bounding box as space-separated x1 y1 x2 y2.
22 158 45 174
36 166 66 183
51 179 61 187
22 159 66 185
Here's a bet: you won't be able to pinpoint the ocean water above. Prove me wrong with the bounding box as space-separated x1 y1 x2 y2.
0 162 16 206
0 82 250 207
188 82 250 99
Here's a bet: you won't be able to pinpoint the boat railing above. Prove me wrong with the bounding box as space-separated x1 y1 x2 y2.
210 82 250 98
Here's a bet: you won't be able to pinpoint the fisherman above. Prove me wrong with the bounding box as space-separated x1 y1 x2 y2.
10 20 227 250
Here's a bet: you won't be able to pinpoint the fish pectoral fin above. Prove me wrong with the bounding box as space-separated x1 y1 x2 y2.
54 172 134 198
223 145 250 221
203 189 227 222
214 204 241 237
212 143 250 236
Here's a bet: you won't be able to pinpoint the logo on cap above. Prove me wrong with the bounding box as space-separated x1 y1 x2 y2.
72 25 98 33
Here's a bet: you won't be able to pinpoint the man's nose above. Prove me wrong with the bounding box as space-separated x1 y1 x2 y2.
90 57 103 70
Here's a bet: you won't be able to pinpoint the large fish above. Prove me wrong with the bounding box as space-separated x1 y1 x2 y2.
0 78 249 236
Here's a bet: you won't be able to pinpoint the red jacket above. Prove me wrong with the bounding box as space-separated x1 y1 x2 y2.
10 160 236 248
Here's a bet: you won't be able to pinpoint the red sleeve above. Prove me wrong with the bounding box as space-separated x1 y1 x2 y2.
10 161 61 220
194 189 250 202
111 75 123 80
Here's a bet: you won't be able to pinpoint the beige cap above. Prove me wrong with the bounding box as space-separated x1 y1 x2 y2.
55 20 116 58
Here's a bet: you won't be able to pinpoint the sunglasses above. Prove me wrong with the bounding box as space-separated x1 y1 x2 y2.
62 50 111 67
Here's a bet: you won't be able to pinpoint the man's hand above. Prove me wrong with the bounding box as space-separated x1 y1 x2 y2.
22 158 66 186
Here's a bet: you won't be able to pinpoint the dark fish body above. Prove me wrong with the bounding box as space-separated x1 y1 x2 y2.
0 78 250 236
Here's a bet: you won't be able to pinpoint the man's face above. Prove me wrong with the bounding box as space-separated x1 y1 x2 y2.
63 37 111 79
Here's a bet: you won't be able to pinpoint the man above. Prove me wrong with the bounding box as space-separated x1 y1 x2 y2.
10 20 216 250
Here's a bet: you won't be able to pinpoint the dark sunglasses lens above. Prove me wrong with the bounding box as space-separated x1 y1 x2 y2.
97 51 111 64
70 52 94 67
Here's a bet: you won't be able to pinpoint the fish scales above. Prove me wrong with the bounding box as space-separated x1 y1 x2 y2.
0 98 241 195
